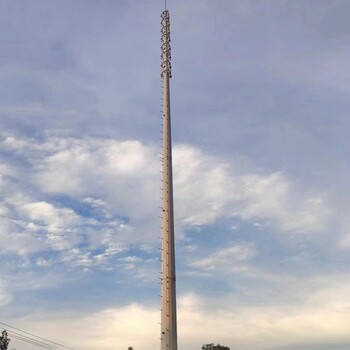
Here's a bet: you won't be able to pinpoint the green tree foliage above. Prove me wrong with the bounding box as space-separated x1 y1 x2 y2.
202 343 230 350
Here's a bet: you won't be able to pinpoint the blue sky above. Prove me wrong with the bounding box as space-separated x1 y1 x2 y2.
1 1 350 349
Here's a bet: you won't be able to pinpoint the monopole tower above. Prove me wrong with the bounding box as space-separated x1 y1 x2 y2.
160 5 178 350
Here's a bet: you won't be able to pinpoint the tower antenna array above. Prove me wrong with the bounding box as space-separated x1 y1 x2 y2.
160 6 177 350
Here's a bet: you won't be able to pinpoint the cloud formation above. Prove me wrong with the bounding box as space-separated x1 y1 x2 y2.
0 135 330 263
0 1 349 349
10 283 350 350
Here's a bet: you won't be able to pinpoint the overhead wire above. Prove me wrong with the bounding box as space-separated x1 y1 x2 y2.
0 321 73 350
4 332 57 350
0 327 58 350
0 323 73 350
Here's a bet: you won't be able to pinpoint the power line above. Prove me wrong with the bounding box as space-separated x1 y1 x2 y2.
0 327 58 350
0 322 73 350
6 332 58 350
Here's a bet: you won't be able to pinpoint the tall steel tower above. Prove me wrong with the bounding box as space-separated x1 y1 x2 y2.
160 6 178 350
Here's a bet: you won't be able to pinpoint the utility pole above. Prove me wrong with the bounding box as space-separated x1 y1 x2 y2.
160 7 178 350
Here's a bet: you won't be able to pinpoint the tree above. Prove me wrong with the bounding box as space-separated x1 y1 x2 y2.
202 343 230 350
0 331 10 350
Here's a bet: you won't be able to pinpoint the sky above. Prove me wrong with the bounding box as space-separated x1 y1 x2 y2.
0 0 350 349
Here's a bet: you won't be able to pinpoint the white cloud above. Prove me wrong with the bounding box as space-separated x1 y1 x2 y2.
174 144 331 233
0 136 332 263
118 256 143 263
20 201 81 250
32 137 160 243
23 137 330 235
182 244 197 253
2 136 29 150
191 243 256 271
176 291 350 350
60 246 126 269
14 304 159 350
12 282 350 350
35 258 52 267
0 193 120 255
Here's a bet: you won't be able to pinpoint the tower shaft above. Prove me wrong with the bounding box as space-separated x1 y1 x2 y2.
160 9 177 350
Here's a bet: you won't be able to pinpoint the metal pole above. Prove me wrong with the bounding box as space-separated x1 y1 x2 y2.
160 9 177 350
